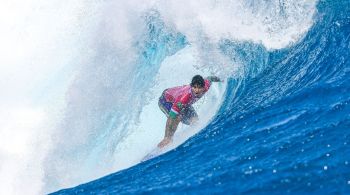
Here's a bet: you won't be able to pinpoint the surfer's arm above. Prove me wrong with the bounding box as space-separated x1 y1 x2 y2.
206 76 222 83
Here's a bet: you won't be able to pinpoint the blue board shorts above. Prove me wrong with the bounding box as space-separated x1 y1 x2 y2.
158 92 198 125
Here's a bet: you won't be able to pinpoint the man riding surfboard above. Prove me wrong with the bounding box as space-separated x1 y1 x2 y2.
157 75 222 148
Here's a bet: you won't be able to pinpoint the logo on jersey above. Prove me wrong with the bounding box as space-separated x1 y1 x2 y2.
177 102 183 109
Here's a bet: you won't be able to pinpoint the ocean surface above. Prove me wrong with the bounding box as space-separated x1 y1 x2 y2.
0 0 349 194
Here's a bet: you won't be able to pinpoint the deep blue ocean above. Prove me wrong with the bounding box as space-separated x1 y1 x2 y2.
51 0 349 194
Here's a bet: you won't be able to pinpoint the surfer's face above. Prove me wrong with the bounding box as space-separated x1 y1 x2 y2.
192 85 205 97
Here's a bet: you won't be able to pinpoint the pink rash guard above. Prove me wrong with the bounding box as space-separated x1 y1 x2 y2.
163 79 211 118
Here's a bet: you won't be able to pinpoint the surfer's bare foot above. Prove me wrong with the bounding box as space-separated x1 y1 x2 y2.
157 137 172 148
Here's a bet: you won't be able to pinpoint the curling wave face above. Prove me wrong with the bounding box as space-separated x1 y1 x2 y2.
45 0 319 192
52 0 350 194
5 0 348 194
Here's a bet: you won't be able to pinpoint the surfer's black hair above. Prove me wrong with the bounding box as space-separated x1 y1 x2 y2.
191 75 205 88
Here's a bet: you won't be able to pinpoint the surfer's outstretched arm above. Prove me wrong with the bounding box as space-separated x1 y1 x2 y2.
206 76 222 83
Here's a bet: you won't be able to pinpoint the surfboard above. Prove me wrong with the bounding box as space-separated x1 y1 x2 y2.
141 147 163 162
141 143 175 162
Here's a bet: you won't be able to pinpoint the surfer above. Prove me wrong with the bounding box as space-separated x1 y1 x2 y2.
157 75 222 148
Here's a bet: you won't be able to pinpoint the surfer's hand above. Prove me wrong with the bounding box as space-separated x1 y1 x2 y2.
158 137 172 148
207 76 223 83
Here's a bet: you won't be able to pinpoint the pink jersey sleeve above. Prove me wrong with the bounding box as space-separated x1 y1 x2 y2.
204 79 211 92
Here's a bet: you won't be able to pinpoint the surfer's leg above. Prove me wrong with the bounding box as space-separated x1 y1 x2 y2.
158 115 181 148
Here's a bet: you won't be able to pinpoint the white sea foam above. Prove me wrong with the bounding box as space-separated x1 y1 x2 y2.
0 1 92 194
157 0 317 49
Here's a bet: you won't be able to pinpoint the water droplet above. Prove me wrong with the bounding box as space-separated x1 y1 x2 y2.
273 169 277 173
324 166 328 170
327 144 331 147
326 153 330 157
